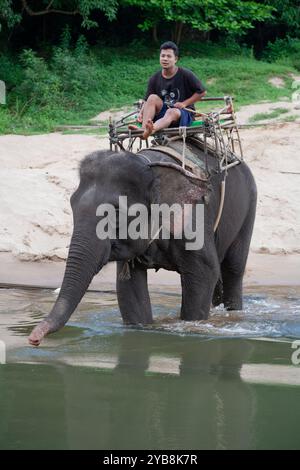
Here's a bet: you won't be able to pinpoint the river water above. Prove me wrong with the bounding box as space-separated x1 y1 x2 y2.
0 286 300 450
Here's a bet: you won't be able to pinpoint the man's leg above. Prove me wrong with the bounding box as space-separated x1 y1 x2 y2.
128 94 163 133
142 94 164 128
143 107 181 139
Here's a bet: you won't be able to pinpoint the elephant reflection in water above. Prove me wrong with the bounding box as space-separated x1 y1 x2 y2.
2 337 300 449
56 334 256 450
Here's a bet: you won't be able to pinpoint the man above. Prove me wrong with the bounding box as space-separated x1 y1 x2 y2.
136 41 206 139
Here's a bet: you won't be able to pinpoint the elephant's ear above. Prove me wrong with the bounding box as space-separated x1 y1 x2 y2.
150 162 210 206
149 163 210 239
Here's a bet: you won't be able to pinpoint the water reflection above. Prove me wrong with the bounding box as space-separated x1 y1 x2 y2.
1 287 300 449
1 331 300 449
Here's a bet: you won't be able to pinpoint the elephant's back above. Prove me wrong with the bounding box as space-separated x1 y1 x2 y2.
138 139 220 174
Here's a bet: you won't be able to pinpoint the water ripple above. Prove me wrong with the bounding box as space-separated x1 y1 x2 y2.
1 286 300 351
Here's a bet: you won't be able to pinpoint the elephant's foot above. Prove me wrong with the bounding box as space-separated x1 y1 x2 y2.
123 317 154 326
222 270 243 311
180 308 210 321
224 298 243 311
28 321 51 347
212 278 223 307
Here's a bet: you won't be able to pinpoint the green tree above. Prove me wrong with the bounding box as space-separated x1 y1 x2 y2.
123 0 274 44
0 0 118 31
264 0 300 37
0 0 21 30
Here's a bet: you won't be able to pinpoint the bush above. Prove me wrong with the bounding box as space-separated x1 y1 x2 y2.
52 48 98 98
0 40 298 134
262 37 300 70
18 49 61 108
0 53 23 91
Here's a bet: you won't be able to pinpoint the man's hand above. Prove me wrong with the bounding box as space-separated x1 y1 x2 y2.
173 102 186 110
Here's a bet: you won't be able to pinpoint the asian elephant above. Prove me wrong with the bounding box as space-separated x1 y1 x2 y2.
29 144 257 346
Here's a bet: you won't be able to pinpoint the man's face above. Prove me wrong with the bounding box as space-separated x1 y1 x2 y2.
160 49 177 70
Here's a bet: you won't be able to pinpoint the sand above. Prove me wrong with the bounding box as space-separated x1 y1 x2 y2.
0 121 299 287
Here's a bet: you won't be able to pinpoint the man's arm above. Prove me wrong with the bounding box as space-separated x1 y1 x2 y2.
174 91 206 110
174 68 206 110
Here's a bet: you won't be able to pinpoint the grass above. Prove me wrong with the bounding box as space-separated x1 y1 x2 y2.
0 42 298 134
249 107 290 123
281 114 299 122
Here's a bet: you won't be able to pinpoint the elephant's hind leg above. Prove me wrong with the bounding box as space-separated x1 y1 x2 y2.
221 256 244 310
222 205 256 311
116 261 153 325
212 277 223 307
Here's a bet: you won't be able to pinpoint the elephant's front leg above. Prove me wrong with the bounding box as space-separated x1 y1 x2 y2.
116 261 153 325
180 254 220 321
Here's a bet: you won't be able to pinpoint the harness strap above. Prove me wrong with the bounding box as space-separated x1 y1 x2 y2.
140 145 196 174
133 152 152 164
118 223 163 281
179 126 187 169
213 179 226 232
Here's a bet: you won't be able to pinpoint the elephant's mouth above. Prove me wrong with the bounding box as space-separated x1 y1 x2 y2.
109 241 126 261
109 239 150 262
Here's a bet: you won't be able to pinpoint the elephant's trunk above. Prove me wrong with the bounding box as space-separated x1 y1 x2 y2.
29 228 110 346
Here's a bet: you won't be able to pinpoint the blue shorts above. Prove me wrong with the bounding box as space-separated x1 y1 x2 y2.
154 103 193 127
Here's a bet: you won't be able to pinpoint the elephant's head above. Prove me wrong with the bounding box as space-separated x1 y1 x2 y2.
29 150 209 346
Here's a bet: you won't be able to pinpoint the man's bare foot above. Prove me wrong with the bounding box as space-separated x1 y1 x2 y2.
128 124 139 130
142 119 155 139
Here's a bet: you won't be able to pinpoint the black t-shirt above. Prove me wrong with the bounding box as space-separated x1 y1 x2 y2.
144 67 206 111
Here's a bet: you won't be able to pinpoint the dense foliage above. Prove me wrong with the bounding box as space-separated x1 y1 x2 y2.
0 0 299 49
0 39 296 133
0 1 299 133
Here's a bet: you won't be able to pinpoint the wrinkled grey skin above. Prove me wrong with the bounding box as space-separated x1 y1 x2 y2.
29 146 257 346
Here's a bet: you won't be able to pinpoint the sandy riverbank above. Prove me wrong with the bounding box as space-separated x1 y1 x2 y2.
0 252 299 290
0 122 299 287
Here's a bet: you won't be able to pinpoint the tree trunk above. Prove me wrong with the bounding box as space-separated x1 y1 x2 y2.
152 24 158 43
42 16 46 43
174 21 184 45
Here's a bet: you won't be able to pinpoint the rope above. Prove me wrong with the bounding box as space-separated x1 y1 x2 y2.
213 179 226 232
148 225 163 246
118 224 163 281
204 119 209 174
179 126 187 169
119 261 132 281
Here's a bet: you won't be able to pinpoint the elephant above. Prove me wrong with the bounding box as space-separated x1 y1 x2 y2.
29 143 257 346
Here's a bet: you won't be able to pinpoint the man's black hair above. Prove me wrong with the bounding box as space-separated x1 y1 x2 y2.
160 41 179 57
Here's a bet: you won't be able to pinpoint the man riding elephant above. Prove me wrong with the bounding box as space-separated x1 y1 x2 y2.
133 41 207 139
28 145 257 346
